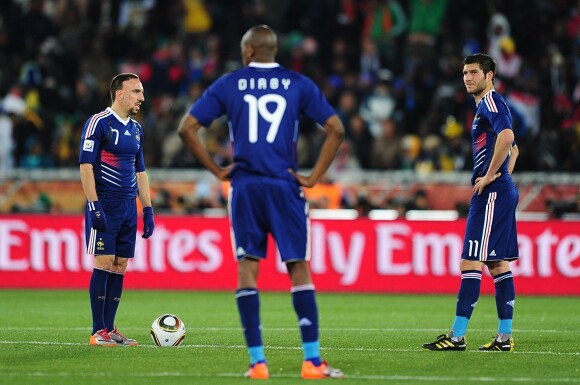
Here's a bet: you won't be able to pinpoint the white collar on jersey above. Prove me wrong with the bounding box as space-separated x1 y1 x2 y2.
475 89 496 107
107 107 131 126
248 62 280 69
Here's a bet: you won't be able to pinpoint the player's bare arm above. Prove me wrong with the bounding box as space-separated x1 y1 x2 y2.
79 163 98 201
288 115 344 188
474 128 514 195
508 143 519 174
177 114 233 181
136 171 152 208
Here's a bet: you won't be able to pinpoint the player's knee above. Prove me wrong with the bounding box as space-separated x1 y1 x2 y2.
486 261 510 275
287 261 312 286
94 255 115 270
112 257 130 273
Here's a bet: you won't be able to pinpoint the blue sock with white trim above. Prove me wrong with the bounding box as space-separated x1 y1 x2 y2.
236 288 265 365
104 271 124 331
451 270 482 338
494 271 515 335
292 284 321 365
89 268 109 334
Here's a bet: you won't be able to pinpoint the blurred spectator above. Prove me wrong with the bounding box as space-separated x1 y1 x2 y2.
486 13 511 58
350 182 381 216
439 115 471 171
405 0 448 75
369 118 401 169
21 0 56 49
361 0 407 73
0 93 25 179
0 109 13 179
4 89 47 167
359 72 396 137
335 89 359 134
415 134 443 175
80 36 115 92
546 194 580 219
359 38 382 87
327 139 362 179
19 137 53 168
347 113 374 169
495 36 522 84
404 188 430 212
182 0 212 48
400 134 421 171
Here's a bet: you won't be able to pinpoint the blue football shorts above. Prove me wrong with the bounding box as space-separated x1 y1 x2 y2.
85 199 137 258
228 176 309 262
462 186 519 262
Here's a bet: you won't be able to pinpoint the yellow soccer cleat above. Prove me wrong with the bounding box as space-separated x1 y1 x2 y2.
479 336 515 351
422 334 467 351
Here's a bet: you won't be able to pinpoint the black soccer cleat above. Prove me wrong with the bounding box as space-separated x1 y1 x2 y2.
422 334 467 351
479 336 515 351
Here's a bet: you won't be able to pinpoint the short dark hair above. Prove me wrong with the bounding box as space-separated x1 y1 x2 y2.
110 73 139 103
463 53 496 81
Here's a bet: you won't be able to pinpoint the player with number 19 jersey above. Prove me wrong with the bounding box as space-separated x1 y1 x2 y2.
188 62 335 181
189 62 335 262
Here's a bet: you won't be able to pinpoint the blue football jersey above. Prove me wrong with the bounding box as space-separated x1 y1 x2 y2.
78 107 146 200
470 90 515 191
188 62 335 181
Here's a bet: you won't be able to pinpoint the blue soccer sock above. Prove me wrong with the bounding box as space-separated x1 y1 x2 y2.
494 271 515 335
451 270 482 338
89 268 109 334
236 288 265 365
104 271 124 331
291 284 321 365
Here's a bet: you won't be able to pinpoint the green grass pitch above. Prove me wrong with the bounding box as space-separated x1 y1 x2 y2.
0 290 578 384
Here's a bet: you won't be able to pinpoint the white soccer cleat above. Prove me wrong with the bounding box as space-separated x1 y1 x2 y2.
90 328 117 347
109 327 138 346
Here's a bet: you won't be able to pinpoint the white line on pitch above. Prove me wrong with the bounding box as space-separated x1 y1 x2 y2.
1 326 579 333
0 371 578 383
0 340 578 356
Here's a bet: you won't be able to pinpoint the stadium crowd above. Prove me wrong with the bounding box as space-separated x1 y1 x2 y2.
0 0 579 213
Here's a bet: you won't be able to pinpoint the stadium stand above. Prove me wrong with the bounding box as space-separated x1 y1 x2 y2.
0 1 578 217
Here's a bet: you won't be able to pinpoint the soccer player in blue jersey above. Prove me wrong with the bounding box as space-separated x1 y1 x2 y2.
79 73 155 346
423 53 519 352
178 25 345 379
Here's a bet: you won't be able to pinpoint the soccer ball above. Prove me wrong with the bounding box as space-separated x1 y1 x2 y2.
150 314 186 347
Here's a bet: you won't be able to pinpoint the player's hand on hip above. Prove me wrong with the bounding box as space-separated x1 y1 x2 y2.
288 169 316 188
142 206 155 239
216 164 234 181
473 172 501 195
88 201 108 232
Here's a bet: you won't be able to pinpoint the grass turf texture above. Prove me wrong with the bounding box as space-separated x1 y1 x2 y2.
0 290 578 384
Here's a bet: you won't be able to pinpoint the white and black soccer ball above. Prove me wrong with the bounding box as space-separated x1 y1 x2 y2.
150 314 186 347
